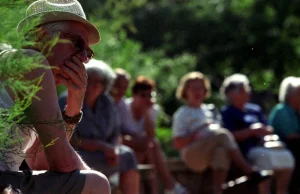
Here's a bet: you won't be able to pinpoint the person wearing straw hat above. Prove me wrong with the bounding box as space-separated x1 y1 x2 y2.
0 0 110 193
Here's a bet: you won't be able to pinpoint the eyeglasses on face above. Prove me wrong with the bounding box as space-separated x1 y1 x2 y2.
61 33 94 60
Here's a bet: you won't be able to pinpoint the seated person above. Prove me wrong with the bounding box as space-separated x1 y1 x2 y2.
111 71 188 194
220 74 294 194
269 76 300 194
0 0 109 193
172 72 265 194
59 60 140 194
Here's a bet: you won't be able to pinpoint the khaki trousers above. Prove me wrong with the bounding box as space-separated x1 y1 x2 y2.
182 127 238 172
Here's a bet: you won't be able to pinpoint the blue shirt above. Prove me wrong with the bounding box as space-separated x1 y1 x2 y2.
59 93 120 145
221 103 267 155
269 103 300 140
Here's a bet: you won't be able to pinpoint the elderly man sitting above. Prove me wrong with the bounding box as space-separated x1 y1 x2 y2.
0 0 109 193
269 76 300 194
59 59 140 194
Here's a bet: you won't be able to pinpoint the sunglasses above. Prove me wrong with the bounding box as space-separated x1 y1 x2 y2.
61 33 94 60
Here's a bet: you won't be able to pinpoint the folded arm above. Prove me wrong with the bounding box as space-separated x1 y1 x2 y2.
21 50 88 172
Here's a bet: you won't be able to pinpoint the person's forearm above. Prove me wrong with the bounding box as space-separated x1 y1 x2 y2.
232 128 253 142
20 51 88 172
41 132 86 172
173 134 195 150
286 134 300 140
64 123 76 141
144 114 155 138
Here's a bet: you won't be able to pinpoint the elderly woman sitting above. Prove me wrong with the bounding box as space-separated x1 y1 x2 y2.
59 59 140 194
220 74 294 194
172 72 268 194
269 76 300 194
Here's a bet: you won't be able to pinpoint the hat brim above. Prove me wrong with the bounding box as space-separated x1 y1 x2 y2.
17 11 100 46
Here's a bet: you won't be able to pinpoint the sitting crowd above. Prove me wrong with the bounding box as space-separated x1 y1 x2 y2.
0 1 300 194
55 62 299 194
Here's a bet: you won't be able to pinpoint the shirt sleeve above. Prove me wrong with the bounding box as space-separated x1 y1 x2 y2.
256 106 268 125
221 109 235 131
172 108 189 138
107 100 121 145
268 107 297 139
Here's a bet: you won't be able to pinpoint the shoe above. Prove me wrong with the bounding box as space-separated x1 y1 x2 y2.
222 170 273 190
165 183 189 194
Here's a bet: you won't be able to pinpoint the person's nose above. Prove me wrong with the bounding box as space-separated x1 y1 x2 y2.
77 50 89 63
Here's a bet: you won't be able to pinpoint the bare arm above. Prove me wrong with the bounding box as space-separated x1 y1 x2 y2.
285 134 300 140
232 123 272 142
173 133 197 150
22 50 88 172
144 110 156 138
231 128 254 142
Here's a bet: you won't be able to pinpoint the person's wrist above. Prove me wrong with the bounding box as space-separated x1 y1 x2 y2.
248 129 255 137
62 108 83 125
66 92 84 116
64 105 82 117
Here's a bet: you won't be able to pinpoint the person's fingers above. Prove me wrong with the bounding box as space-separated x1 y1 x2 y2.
56 74 78 90
62 62 84 88
75 54 87 69
68 56 87 82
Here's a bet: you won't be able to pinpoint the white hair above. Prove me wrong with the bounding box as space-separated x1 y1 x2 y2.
220 73 251 101
41 21 68 38
85 59 116 93
279 76 300 103
25 21 67 41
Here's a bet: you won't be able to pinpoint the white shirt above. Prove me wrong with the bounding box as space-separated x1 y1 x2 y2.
117 98 160 136
172 104 221 156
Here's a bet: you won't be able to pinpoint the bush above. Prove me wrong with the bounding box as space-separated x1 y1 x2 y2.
156 127 179 159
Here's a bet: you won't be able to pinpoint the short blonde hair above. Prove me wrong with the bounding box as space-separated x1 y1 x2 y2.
176 71 211 101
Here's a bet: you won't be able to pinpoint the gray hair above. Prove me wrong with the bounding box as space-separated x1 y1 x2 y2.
115 68 131 81
25 21 68 41
279 76 300 103
85 59 116 93
41 21 68 38
220 73 251 101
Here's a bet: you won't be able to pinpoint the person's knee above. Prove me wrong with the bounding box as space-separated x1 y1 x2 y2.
215 128 237 148
121 146 138 166
212 147 230 170
214 131 230 144
82 170 110 194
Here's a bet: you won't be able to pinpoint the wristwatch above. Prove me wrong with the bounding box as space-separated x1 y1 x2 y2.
62 109 83 125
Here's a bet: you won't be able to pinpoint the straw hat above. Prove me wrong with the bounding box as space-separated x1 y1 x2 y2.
17 0 100 45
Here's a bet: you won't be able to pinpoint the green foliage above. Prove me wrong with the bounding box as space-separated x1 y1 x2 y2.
0 0 49 160
80 0 300 115
76 0 300 150
156 127 179 159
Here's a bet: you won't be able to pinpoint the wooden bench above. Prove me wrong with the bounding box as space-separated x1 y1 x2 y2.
167 159 258 194
112 160 259 194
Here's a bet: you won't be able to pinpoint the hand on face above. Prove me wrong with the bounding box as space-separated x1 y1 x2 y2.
56 54 87 116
